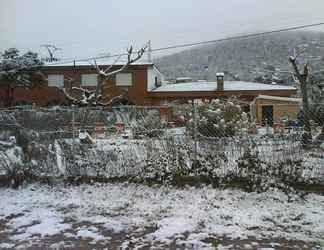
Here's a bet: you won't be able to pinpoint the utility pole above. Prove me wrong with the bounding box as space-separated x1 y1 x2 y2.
40 44 61 62
148 40 152 63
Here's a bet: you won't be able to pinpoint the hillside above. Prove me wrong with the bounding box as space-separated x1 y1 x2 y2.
155 31 324 84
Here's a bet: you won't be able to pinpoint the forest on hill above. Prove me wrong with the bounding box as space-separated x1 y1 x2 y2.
155 31 324 84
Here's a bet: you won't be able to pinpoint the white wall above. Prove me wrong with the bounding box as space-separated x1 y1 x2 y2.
147 65 164 91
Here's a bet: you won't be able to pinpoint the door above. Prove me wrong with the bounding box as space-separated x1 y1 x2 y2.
262 105 273 126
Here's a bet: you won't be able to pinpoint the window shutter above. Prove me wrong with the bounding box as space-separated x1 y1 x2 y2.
116 73 132 86
81 74 98 86
48 74 64 87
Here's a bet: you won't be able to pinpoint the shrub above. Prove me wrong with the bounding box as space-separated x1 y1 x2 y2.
0 146 32 188
232 147 315 193
188 99 249 138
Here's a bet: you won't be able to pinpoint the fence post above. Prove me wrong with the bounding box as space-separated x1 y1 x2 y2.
193 100 198 165
266 118 270 135
72 104 75 155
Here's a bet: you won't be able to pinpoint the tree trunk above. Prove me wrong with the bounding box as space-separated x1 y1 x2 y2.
80 76 105 132
288 57 312 147
300 78 313 147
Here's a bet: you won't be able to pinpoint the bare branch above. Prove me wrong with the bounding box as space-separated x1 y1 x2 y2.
290 71 299 84
104 63 128 77
289 49 304 80
128 43 148 64
295 48 305 60
65 42 148 108
89 58 103 75
290 48 305 62
62 88 78 103
98 94 126 106
103 55 123 74
96 94 102 100
71 86 93 94
99 43 148 78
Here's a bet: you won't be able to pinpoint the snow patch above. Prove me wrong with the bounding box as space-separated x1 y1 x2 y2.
0 184 323 247
76 227 105 242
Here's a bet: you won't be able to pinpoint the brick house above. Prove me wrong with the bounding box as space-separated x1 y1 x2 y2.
10 62 164 106
2 62 297 108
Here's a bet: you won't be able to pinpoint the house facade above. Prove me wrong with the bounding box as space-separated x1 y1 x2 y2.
3 62 163 106
1 62 297 108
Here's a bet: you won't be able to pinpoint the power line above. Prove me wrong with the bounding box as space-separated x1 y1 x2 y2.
0 21 312 69
152 22 324 52
45 22 324 66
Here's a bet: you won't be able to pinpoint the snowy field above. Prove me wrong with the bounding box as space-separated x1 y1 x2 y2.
0 183 324 249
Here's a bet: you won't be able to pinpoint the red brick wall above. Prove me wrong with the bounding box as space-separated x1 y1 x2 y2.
1 64 150 107
13 86 67 106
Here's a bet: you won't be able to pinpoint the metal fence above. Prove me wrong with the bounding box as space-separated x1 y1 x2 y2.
0 102 323 181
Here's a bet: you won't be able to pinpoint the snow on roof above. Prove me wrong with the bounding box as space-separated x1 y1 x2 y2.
153 82 217 92
256 95 302 102
44 59 153 67
176 77 192 80
152 81 296 92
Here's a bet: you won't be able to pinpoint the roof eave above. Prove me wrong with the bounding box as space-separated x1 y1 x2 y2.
149 89 297 98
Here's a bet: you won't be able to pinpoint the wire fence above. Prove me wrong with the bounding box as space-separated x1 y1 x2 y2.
0 102 323 182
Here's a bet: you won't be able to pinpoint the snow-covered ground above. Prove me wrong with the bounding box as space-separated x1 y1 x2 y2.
0 183 323 249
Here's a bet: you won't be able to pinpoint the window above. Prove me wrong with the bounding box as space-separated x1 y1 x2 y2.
116 73 132 86
48 74 64 87
155 76 161 87
81 74 98 86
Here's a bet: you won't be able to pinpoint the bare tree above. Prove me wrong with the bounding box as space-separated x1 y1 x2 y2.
63 43 148 107
62 43 148 132
288 49 312 145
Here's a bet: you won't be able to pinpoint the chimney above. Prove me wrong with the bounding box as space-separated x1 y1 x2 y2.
216 72 224 91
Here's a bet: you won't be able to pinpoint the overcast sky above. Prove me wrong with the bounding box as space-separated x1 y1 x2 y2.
1 0 323 61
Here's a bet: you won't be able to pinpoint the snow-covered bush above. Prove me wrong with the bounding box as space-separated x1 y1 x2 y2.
133 133 317 193
232 147 315 193
134 138 228 185
189 99 250 138
0 111 17 127
0 138 58 187
0 112 19 147
171 104 192 126
0 145 31 187
56 140 129 178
